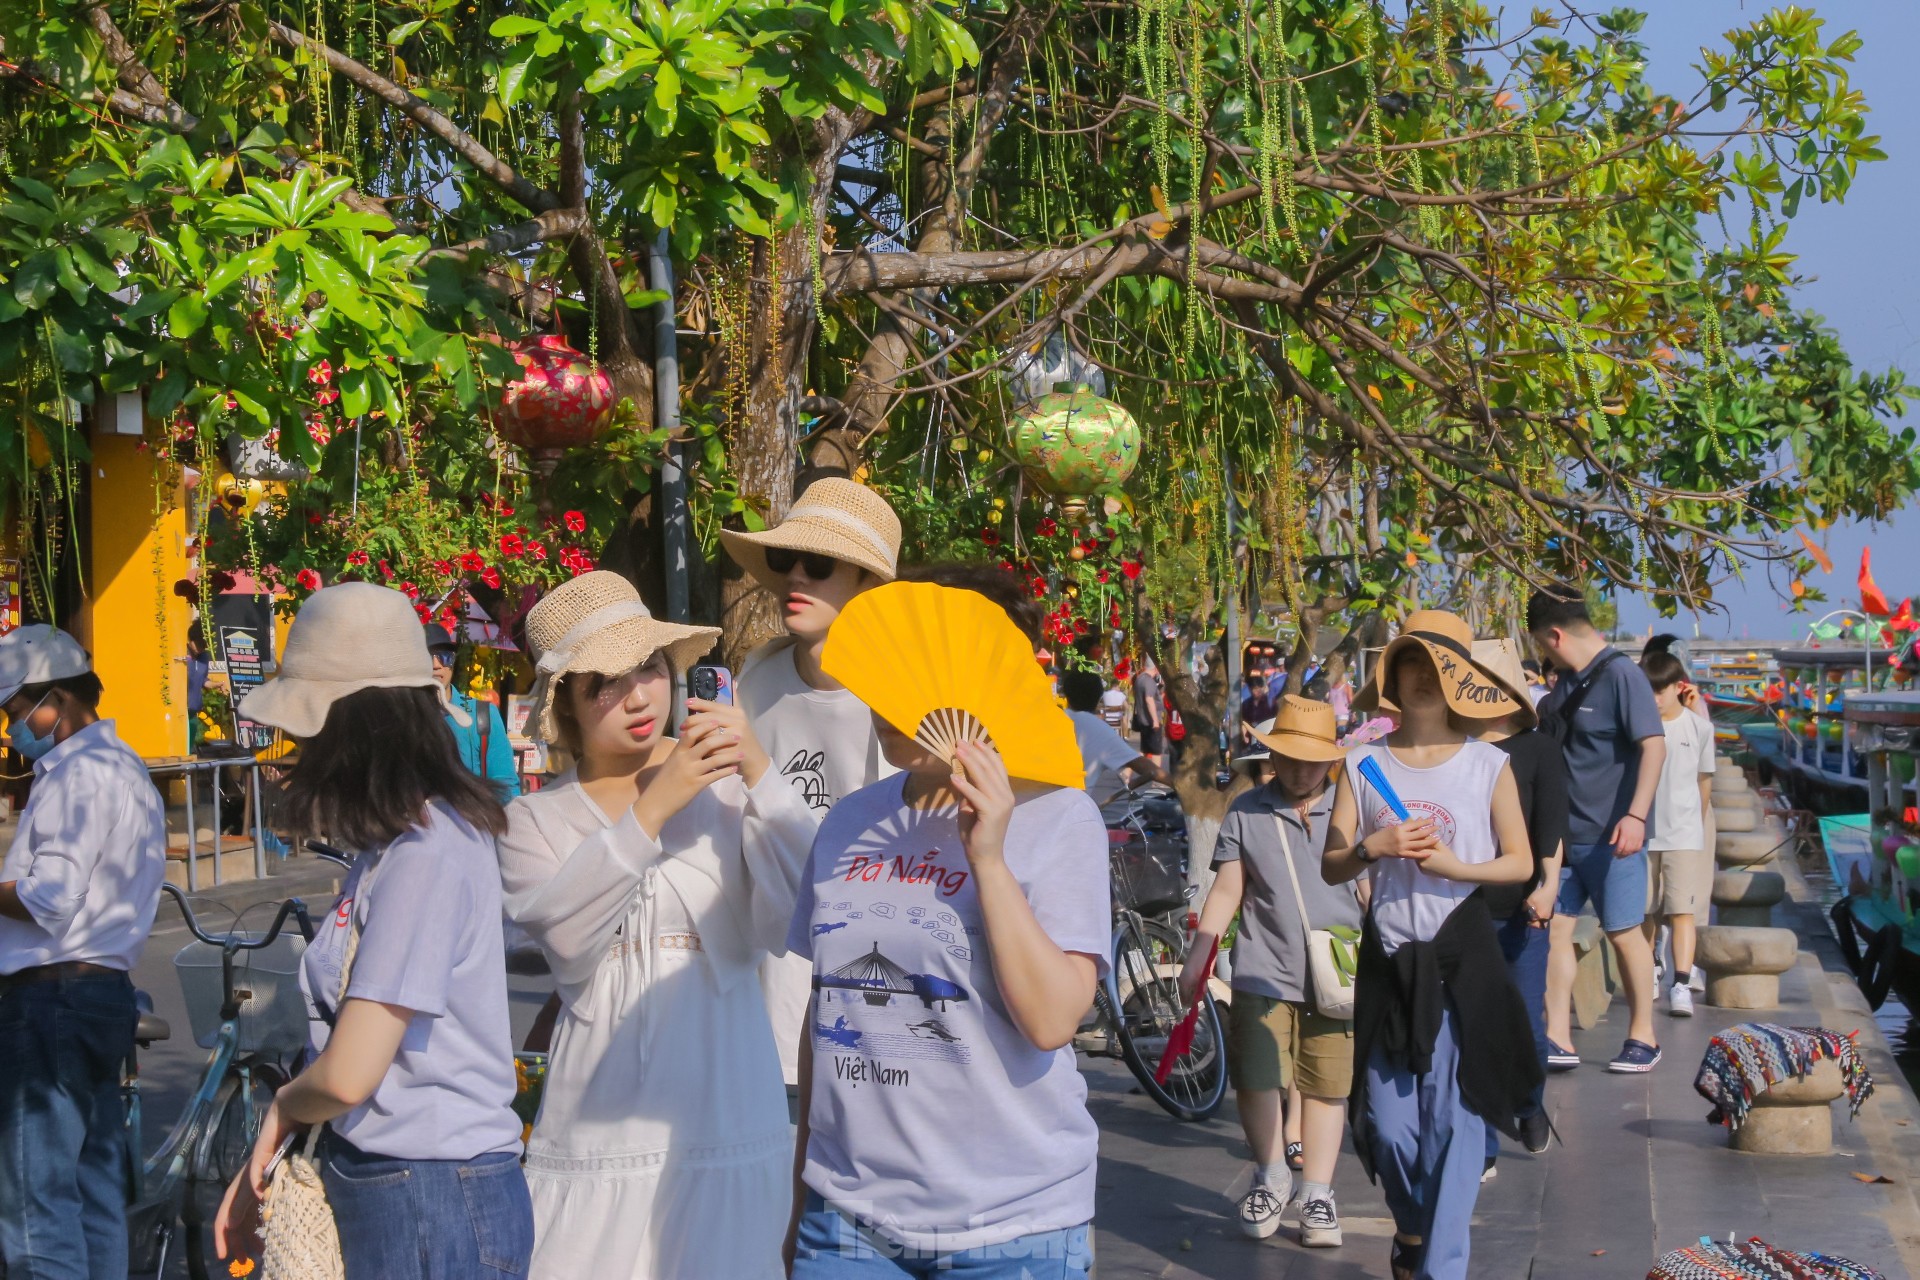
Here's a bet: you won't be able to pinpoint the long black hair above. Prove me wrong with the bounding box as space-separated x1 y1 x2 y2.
280 686 508 848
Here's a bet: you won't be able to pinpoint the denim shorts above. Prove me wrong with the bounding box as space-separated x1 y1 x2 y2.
1557 841 1649 933
320 1134 533 1278
791 1192 1092 1279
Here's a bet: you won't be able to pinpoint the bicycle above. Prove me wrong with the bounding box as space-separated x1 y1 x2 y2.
1077 787 1228 1121
125 883 321 1279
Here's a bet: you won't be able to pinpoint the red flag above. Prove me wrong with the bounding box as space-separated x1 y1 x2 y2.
1860 548 1893 616
1153 939 1218 1085
1797 529 1835 575
1890 599 1915 632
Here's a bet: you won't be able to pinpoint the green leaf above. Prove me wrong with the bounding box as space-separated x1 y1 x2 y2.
338 367 373 418
168 292 209 338
487 15 547 37
388 18 427 42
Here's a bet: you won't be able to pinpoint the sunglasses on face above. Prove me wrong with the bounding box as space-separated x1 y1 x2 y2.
766 548 841 581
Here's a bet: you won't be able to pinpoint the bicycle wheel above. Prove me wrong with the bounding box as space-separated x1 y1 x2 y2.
1109 915 1226 1120
182 1060 288 1280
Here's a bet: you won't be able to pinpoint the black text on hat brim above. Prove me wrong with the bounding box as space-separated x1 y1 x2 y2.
1363 635 1520 720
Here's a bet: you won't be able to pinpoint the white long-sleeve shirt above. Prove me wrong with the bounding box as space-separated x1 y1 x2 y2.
1 719 167 973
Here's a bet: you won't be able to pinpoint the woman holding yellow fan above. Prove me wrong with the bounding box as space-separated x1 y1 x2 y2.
783 578 1108 1280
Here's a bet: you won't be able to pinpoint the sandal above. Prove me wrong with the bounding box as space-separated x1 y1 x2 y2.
1285 1141 1304 1171
1390 1236 1426 1280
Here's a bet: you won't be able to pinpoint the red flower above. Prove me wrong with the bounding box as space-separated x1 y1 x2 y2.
378 559 393 581
981 528 1000 548
439 606 459 627
481 566 503 589
400 581 421 600
458 551 486 573
1036 517 1058 538
433 559 455 578
316 389 338 406
997 559 1014 572
415 603 432 623
306 359 333 386
1096 569 1110 583
500 533 525 559
307 511 325 526
1119 560 1142 580
527 541 548 563
346 550 369 567
499 504 515 518
1028 577 1047 599
295 568 322 591
563 510 587 534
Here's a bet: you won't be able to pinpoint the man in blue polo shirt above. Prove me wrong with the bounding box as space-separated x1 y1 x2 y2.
1528 589 1668 1074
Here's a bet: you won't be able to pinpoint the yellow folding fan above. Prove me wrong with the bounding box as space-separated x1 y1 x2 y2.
822 581 1085 789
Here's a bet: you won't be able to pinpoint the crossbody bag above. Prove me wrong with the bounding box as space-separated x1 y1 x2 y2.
1272 814 1361 1021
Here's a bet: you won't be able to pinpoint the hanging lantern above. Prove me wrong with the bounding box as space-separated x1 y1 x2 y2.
1009 384 1141 523
497 335 615 460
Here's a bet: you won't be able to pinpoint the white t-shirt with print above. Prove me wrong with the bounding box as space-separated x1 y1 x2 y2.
740 637 899 1086
1347 740 1508 953
1069 709 1140 803
788 777 1111 1252
1651 708 1716 851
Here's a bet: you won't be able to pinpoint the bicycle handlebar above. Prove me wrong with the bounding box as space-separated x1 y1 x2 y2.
159 883 316 951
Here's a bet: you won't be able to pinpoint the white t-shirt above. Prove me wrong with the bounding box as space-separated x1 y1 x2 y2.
1069 709 1140 803
788 778 1111 1251
739 637 898 1085
1347 740 1508 953
1098 687 1127 728
1651 709 1716 851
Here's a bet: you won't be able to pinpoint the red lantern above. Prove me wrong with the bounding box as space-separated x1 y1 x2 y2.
497 335 615 458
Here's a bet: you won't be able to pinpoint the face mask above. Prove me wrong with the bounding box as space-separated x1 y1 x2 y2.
7 692 58 761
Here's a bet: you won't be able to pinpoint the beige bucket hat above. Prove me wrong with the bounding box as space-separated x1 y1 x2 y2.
1354 609 1520 722
1469 638 1540 730
718 477 901 591
523 571 719 743
239 583 441 739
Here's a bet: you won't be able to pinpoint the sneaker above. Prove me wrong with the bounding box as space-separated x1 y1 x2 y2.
1481 1155 1498 1182
1238 1180 1287 1239
1299 1197 1342 1248
1608 1039 1663 1073
1518 1108 1552 1154
1547 1040 1581 1071
1668 984 1695 1018
1690 965 1707 992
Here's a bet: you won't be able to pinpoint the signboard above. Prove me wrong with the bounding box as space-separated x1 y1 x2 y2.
0 559 18 635
218 622 273 751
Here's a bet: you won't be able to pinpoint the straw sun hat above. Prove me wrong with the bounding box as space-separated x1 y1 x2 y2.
240 582 444 739
1354 609 1520 722
1250 695 1350 763
1469 638 1540 731
718 477 901 590
523 571 719 743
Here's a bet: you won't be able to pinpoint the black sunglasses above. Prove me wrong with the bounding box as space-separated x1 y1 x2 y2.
765 548 841 580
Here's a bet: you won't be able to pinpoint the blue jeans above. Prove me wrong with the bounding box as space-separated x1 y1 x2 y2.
1557 841 1649 933
0 972 135 1280
320 1134 533 1279
1486 910 1550 1159
791 1192 1092 1279
1366 1007 1483 1280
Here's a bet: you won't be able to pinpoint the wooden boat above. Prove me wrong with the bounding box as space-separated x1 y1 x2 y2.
1829 691 1920 1011
1754 646 1898 814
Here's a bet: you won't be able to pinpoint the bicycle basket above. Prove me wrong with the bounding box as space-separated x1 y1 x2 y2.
1111 834 1188 917
174 932 309 1056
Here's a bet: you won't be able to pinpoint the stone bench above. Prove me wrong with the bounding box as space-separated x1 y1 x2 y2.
1712 870 1786 928
1698 925 1798 1009
1570 914 1615 1030
1730 1057 1845 1155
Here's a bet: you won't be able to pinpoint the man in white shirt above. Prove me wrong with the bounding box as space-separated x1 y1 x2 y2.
0 626 167 1278
1062 670 1170 802
720 478 902 1097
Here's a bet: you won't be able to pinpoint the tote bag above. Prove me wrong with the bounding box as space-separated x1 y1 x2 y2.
1273 814 1360 1020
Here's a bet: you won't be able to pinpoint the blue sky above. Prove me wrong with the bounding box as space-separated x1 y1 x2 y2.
1570 3 1920 640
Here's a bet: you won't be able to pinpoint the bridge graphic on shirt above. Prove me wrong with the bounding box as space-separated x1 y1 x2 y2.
814 943 970 1011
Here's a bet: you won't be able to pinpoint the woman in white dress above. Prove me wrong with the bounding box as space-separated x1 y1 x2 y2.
496 572 817 1279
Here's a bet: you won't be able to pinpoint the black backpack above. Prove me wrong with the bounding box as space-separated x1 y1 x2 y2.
1537 650 1625 749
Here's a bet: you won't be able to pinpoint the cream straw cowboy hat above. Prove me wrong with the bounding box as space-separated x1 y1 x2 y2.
523 571 719 744
1354 609 1520 722
1251 695 1350 763
718 477 901 591
240 583 445 739
1470 638 1540 731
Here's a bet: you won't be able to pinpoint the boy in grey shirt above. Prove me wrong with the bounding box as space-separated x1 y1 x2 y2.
1181 697 1362 1248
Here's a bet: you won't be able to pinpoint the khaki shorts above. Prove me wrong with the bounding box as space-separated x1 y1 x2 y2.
1648 848 1713 916
1226 992 1354 1098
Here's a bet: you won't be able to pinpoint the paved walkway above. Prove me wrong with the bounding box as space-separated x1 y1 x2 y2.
1088 856 1920 1278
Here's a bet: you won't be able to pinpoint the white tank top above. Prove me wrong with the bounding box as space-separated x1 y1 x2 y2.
1347 740 1508 953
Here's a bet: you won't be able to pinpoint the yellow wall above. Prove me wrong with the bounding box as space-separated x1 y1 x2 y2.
82 430 190 759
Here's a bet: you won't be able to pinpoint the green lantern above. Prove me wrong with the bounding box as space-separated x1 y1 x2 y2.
1009 384 1141 521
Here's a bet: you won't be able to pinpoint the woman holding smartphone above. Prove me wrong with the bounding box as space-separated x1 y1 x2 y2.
213 583 530 1278
496 572 816 1280
1321 611 1542 1280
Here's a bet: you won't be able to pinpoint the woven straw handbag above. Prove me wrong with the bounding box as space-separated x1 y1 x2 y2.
259 873 369 1279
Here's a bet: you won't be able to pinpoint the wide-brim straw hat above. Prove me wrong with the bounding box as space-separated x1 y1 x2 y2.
1470 638 1540 730
1355 609 1520 722
240 583 442 739
718 477 901 591
523 571 719 743
1251 695 1350 763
